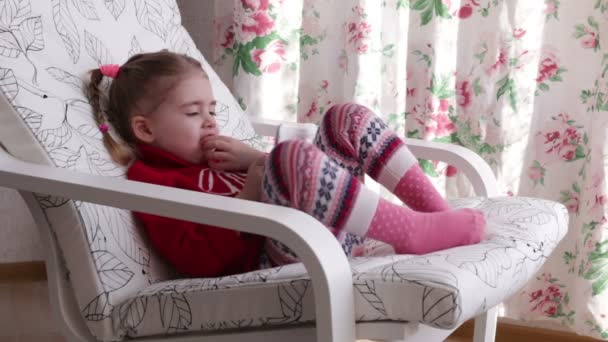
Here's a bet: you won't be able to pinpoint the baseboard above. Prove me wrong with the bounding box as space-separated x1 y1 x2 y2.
449 319 599 342
0 261 46 282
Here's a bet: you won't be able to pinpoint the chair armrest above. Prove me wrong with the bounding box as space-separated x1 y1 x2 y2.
251 118 500 197
251 117 285 137
0 149 355 342
403 138 500 197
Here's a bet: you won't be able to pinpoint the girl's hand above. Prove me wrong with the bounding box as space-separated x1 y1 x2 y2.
236 154 266 201
201 135 264 171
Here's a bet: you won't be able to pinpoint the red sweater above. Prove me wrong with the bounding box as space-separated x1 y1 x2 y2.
127 144 264 278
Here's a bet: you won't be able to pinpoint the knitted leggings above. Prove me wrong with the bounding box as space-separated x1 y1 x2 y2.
261 103 469 265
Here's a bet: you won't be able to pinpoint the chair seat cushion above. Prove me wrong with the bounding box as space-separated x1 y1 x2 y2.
113 196 568 339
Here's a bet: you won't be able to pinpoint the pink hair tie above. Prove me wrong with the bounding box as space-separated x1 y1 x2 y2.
100 64 121 78
99 123 109 133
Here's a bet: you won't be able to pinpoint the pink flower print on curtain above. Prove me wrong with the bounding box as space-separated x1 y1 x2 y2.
545 0 559 19
455 79 473 109
535 49 566 94
424 112 456 139
346 5 372 54
573 17 600 51
540 113 587 162
236 0 275 43
537 55 558 83
251 40 286 73
216 0 288 77
219 24 235 49
526 273 575 324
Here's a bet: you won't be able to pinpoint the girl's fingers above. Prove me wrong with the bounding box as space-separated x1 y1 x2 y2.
201 139 231 152
208 160 228 170
208 156 233 168
203 135 232 143
211 136 234 143
255 154 267 165
207 151 232 161
210 160 241 171
201 135 234 148
207 151 240 171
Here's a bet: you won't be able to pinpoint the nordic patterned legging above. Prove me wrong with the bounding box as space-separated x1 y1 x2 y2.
261 103 402 265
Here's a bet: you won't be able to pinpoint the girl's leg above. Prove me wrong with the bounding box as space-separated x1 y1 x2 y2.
314 103 449 212
261 140 485 261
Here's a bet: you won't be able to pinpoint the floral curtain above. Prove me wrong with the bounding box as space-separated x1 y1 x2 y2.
208 0 608 338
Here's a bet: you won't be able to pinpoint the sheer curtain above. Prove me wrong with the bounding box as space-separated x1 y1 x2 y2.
197 0 608 338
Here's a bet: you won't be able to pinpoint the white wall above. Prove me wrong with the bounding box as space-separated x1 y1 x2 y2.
0 188 43 262
0 0 215 264
177 0 214 58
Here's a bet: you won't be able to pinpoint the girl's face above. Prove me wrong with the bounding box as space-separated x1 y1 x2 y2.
131 73 220 164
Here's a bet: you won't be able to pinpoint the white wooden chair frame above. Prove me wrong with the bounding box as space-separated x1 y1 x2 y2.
0 117 500 342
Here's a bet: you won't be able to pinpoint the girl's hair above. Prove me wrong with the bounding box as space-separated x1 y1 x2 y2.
86 50 207 165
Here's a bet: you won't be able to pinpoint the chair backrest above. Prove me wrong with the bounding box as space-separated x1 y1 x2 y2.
0 1 260 340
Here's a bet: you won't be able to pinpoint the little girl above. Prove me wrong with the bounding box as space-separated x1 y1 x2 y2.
87 50 485 278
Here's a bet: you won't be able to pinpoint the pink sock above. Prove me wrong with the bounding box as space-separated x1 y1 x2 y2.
364 200 485 254
374 145 450 212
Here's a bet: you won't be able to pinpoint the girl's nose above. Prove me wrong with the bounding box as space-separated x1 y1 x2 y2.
203 117 216 129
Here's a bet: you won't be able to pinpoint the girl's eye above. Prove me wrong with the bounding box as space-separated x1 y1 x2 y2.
186 112 199 116
209 111 217 116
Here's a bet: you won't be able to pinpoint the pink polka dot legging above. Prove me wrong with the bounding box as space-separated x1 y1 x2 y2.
261 103 485 266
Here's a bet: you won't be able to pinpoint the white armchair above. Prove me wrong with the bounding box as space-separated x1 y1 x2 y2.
0 1 567 342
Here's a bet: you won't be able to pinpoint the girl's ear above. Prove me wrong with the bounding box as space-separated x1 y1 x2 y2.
131 115 155 144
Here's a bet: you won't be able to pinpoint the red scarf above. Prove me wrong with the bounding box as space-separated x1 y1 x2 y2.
127 144 264 278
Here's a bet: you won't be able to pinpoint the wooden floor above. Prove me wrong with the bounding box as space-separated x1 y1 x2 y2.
0 281 65 342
